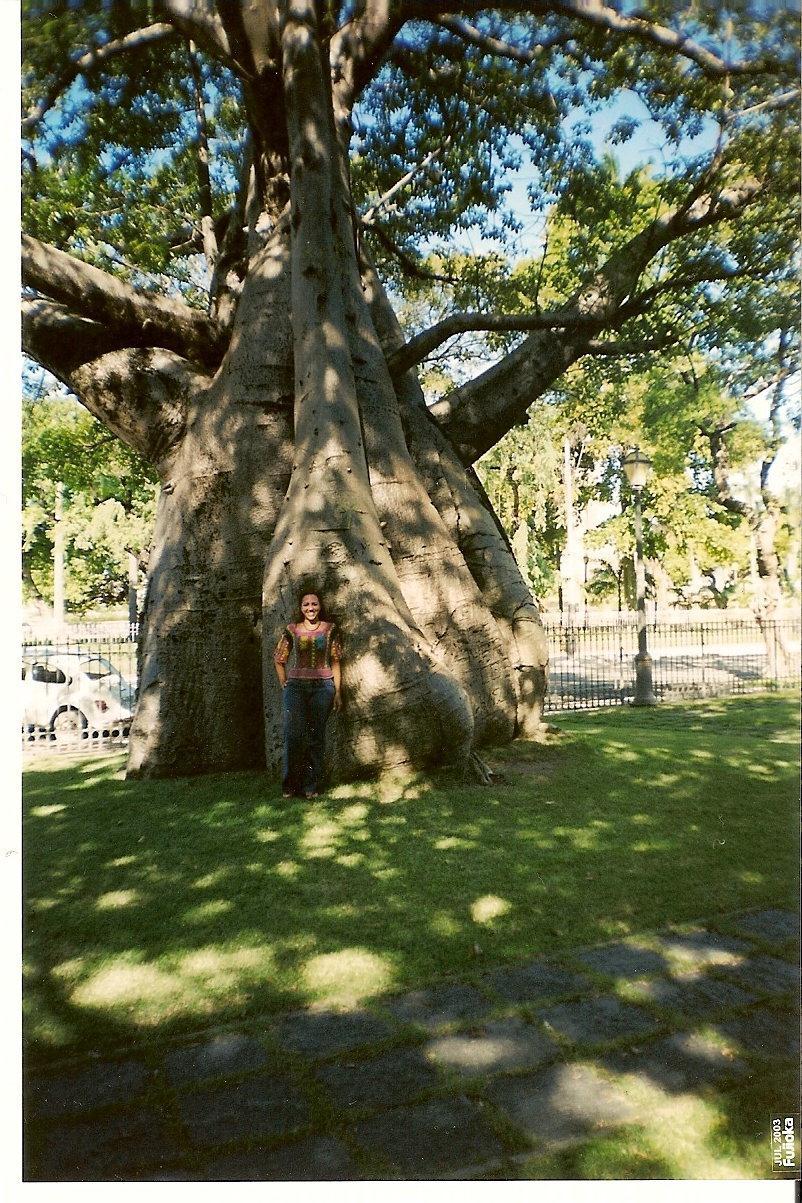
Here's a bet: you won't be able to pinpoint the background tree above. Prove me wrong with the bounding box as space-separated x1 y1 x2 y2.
22 391 158 616
21 1 799 780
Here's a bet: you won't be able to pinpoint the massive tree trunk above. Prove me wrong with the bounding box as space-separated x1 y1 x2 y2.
260 2 540 782
125 5 547 781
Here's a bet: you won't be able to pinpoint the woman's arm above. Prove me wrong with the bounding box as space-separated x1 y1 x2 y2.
273 630 291 687
332 660 342 710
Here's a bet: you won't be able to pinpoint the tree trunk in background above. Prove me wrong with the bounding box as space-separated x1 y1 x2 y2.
559 438 584 618
127 550 139 629
752 508 795 679
52 481 65 625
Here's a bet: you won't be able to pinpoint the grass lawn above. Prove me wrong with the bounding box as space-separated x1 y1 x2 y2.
23 693 799 1063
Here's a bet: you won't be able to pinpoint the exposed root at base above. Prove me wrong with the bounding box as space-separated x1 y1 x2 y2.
462 751 496 785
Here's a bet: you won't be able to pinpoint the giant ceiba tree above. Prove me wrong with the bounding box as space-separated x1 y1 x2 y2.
22 1 799 780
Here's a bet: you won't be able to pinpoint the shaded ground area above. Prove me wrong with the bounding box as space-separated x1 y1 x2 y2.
24 909 799 1181
23 695 800 1180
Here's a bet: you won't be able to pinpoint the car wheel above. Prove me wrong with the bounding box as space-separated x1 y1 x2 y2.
52 708 87 741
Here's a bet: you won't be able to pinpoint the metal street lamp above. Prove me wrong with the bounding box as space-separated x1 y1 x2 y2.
622 448 657 706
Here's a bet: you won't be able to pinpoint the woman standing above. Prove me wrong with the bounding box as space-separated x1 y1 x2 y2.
273 591 342 797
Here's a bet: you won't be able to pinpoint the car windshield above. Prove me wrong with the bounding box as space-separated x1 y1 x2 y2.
81 657 120 681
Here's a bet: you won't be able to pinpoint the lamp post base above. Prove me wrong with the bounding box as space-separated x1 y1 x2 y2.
633 652 657 706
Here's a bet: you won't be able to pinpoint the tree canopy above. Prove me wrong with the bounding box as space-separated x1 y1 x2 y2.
24 2 799 387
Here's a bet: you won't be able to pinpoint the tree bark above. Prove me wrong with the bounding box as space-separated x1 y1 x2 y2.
124 1 548 781
128 227 295 777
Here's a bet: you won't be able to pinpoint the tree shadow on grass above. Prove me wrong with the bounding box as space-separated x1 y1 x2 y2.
22 696 799 1064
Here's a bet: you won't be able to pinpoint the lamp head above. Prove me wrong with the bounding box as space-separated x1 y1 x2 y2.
622 447 653 492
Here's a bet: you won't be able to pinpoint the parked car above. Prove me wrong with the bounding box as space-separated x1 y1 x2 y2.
22 650 135 738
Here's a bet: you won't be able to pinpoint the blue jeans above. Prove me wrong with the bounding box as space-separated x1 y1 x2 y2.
282 678 335 795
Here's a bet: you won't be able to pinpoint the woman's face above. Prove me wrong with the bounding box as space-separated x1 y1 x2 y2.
301 594 321 623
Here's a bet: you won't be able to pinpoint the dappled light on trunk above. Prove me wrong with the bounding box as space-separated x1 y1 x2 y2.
124 3 548 782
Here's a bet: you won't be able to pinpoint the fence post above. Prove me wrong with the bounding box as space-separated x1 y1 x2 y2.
773 621 779 688
700 623 706 694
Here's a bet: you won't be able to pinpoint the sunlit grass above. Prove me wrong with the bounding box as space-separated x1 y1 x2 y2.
23 693 799 1059
508 1045 800 1181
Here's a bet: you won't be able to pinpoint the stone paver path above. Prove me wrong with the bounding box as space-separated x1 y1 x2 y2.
23 909 800 1181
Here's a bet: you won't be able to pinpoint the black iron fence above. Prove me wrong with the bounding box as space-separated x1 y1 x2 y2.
544 618 801 712
20 618 800 753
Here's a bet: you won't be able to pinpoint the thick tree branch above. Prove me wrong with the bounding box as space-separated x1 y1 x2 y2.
430 179 763 463
706 426 751 518
429 2 781 78
22 234 227 369
760 327 792 501
541 0 777 76
615 264 763 322
160 1 232 63
187 38 219 271
23 299 129 376
392 182 762 378
209 132 256 325
733 89 801 120
330 1 410 121
70 347 205 467
431 14 570 63
330 0 778 117
388 308 600 376
360 138 452 225
23 297 204 464
22 22 176 135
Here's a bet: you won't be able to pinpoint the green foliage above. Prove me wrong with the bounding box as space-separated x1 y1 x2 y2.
23 2 243 303
23 392 158 611
476 405 564 597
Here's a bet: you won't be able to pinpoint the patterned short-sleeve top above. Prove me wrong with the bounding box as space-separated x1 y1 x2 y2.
273 621 342 680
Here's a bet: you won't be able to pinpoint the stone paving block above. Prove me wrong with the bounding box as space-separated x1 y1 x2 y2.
600 1030 746 1093
481 962 589 1006
178 1070 310 1146
382 983 491 1031
652 930 751 971
718 1009 801 1059
163 1033 269 1087
423 1018 558 1078
351 1095 503 1178
26 1105 173 1180
632 975 758 1017
204 1135 358 1181
25 1058 152 1119
731 910 800 944
274 1009 395 1058
315 1045 441 1112
537 995 659 1046
574 943 667 980
717 955 800 998
485 1061 637 1149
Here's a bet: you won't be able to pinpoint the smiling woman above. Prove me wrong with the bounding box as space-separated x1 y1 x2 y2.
273 587 343 798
